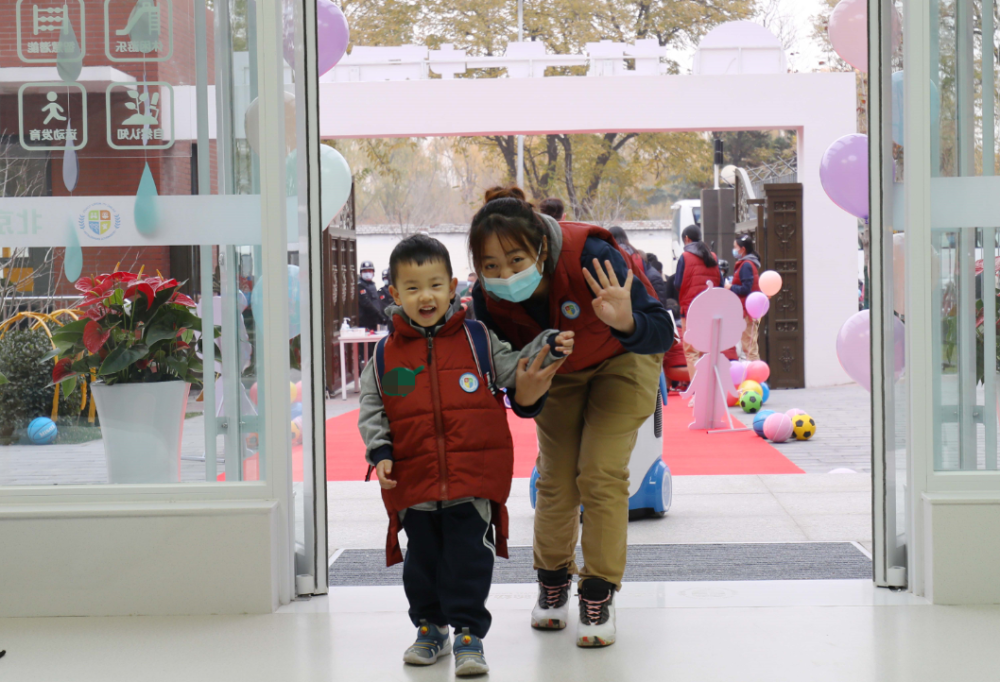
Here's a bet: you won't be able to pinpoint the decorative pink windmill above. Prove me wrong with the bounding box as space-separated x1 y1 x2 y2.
681 285 750 433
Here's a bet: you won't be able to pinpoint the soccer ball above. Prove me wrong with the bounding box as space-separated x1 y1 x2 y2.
792 414 817 440
740 390 762 414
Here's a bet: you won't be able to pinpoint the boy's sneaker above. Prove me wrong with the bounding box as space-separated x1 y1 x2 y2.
453 628 489 677
577 579 616 648
403 620 451 666
531 568 571 630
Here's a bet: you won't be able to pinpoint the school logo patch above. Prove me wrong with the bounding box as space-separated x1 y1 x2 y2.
561 301 581 319
459 373 479 393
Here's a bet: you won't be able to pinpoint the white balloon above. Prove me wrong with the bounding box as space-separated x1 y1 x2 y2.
286 145 353 228
244 92 297 156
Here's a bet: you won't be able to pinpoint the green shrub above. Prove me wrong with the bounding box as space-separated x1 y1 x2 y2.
0 328 82 441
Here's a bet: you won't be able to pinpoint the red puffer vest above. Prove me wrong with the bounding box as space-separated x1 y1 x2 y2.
731 256 761 313
678 250 721 316
484 221 656 374
380 308 513 566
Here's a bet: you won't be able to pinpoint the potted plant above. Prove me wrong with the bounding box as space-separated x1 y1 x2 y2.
49 270 218 483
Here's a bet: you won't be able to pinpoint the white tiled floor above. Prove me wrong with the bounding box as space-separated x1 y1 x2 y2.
4 580 1000 682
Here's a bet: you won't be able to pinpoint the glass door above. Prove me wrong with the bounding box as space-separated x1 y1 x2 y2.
869 0 908 589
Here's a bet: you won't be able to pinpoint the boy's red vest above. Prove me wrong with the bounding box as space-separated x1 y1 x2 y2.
678 250 721 316
484 221 656 374
731 256 761 313
380 309 513 566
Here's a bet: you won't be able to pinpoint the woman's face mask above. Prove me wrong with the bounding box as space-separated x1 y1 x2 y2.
732 248 741 259
482 259 542 303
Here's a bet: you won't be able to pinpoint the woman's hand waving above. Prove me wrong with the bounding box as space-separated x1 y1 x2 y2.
583 259 636 336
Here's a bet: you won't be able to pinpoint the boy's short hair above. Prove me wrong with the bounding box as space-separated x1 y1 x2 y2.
389 234 453 286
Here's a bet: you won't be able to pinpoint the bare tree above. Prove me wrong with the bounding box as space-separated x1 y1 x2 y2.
755 0 799 55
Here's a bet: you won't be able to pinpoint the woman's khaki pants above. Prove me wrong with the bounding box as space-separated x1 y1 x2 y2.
532 352 663 590
741 313 760 362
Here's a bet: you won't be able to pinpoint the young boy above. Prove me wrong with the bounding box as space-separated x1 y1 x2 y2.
358 235 573 677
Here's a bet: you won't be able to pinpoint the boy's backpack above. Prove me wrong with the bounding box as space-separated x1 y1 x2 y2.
365 320 499 481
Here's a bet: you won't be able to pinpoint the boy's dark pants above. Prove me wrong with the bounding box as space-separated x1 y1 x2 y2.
401 501 495 639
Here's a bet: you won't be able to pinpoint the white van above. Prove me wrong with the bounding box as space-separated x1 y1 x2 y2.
665 200 701 275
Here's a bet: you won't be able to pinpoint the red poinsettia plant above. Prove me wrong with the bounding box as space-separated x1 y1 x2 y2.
48 270 219 390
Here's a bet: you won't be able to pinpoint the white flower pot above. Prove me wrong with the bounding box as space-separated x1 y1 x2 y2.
91 381 191 484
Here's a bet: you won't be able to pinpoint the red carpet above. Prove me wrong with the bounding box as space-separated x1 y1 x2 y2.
264 396 803 482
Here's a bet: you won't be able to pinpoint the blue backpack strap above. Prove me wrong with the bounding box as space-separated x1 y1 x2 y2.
462 320 498 395
373 335 390 398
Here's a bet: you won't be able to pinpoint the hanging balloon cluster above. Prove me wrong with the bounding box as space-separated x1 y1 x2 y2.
245 1 353 226
824 0 906 391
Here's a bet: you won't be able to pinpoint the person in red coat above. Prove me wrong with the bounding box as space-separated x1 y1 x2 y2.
358 235 573 676
672 225 722 381
725 234 762 361
469 187 672 647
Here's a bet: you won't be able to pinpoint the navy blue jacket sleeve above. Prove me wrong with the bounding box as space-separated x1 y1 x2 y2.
581 238 673 355
730 262 755 298
673 253 685 292
507 390 548 418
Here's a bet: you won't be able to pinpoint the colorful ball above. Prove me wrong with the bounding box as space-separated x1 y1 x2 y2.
727 391 740 407
290 416 303 444
792 413 817 440
740 390 763 414
760 382 770 404
738 379 762 397
746 360 770 384
753 410 776 438
27 417 58 445
763 413 794 443
729 360 746 387
786 408 806 420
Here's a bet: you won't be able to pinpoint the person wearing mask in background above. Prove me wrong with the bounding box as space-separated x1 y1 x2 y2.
673 225 721 381
725 234 762 361
608 226 667 307
358 260 389 332
539 197 565 221
378 269 395 334
459 272 478 320
470 186 671 647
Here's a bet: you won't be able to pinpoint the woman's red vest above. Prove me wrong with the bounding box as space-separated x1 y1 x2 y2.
380 309 513 566
483 221 656 374
678 251 721 316
731 256 761 313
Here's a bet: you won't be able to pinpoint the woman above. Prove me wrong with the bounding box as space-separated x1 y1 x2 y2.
673 225 721 380
469 187 671 648
724 234 762 361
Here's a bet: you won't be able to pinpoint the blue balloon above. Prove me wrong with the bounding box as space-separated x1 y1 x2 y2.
753 410 775 439
290 401 303 420
251 264 302 339
286 145 352 229
892 71 941 147
760 382 770 404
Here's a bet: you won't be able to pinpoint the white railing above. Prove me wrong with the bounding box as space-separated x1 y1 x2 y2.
320 39 671 83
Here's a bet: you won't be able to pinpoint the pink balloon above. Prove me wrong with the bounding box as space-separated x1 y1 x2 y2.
730 360 747 387
746 360 770 384
746 292 770 319
283 0 350 77
249 383 258 406
828 0 902 73
821 134 869 222
764 413 794 443
837 310 906 391
295 381 303 402
759 270 782 297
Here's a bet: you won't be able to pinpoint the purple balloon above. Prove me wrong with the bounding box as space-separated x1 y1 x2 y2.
730 360 747 387
835 310 906 392
746 292 770 319
283 0 350 77
820 133 869 222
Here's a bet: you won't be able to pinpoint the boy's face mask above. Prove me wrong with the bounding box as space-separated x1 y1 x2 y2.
482 259 542 303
